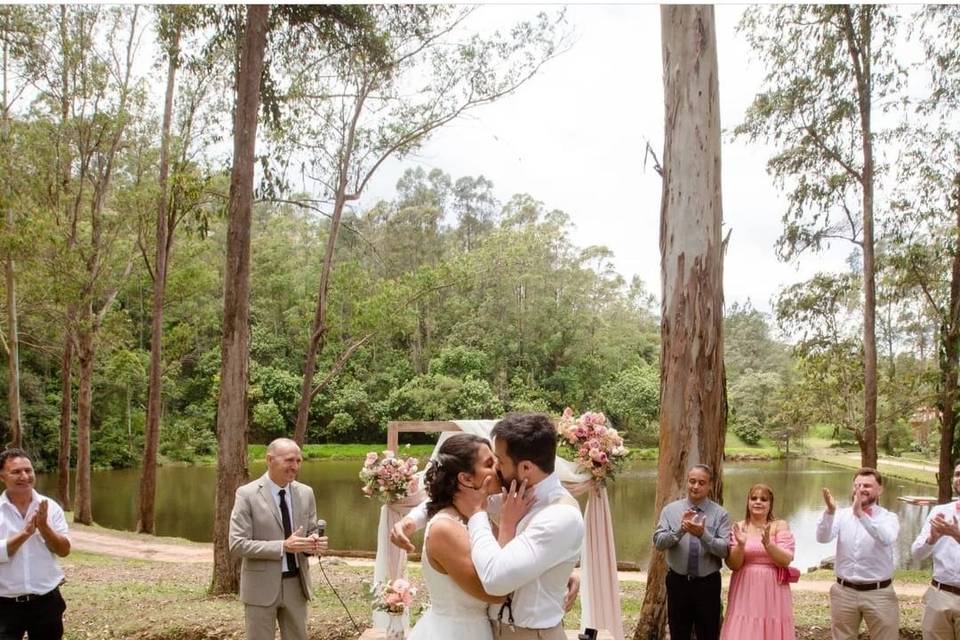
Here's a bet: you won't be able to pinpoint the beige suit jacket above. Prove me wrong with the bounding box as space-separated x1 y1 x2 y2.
228 474 318 606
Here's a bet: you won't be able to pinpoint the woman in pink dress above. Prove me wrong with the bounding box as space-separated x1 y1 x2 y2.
720 483 796 640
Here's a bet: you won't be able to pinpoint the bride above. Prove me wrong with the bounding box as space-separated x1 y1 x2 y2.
408 433 532 640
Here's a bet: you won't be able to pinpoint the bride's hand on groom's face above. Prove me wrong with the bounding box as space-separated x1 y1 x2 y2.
499 479 536 532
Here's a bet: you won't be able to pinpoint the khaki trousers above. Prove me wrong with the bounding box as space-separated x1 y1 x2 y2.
829 582 899 640
489 620 566 640
922 585 960 640
244 575 308 640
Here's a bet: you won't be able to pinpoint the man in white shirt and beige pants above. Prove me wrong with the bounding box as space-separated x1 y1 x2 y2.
816 467 900 640
911 461 960 640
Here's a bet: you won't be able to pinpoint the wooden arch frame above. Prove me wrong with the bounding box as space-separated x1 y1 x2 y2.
386 420 462 452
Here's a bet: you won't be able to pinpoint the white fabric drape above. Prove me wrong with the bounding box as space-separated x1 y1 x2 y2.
370 419 623 640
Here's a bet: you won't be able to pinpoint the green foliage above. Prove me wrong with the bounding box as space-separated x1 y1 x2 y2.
160 418 217 463
387 374 503 422
598 364 659 444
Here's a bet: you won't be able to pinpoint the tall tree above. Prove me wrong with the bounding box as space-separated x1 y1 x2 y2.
737 5 902 468
635 6 726 639
884 5 960 500
210 3 269 596
137 6 185 535
284 6 565 444
0 7 28 448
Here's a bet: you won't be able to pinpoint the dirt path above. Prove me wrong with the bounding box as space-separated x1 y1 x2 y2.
843 453 939 473
70 524 928 596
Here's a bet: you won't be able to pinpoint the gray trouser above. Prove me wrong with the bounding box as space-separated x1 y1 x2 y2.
244 575 308 640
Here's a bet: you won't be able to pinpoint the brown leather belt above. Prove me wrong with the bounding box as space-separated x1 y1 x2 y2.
836 578 892 591
932 579 960 596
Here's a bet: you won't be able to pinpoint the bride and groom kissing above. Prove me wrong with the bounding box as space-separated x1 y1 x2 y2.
390 412 585 640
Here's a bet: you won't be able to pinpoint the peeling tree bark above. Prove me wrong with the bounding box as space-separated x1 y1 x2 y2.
634 6 727 639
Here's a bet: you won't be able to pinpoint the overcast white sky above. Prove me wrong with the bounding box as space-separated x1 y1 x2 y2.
357 4 855 316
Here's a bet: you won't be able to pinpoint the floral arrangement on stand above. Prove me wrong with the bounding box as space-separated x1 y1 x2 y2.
556 407 630 485
359 450 419 504
372 578 418 639
371 578 418 614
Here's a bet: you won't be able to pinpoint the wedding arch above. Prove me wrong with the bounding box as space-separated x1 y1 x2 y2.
363 419 622 640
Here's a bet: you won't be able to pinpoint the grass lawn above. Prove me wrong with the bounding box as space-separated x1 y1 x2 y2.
246 443 436 462
60 549 927 640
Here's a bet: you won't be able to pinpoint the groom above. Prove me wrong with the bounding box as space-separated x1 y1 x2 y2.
392 413 584 639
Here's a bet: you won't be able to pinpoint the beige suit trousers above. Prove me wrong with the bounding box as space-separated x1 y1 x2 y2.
829 582 899 640
921 585 960 640
244 574 308 640
489 620 565 640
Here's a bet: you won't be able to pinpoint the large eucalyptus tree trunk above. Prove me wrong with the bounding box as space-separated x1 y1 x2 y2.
210 4 269 596
634 6 727 639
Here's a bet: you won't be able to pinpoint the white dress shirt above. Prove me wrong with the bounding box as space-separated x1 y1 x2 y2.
816 504 899 582
910 500 960 587
263 476 297 572
0 490 69 597
468 473 584 629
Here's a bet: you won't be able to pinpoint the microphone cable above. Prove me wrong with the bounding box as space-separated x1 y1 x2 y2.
315 554 364 638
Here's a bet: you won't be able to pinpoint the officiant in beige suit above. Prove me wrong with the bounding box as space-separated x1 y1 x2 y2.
229 438 328 640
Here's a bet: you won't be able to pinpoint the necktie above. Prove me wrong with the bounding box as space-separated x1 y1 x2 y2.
279 489 297 572
687 506 700 576
863 506 874 517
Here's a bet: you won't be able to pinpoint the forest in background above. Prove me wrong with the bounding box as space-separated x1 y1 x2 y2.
0 5 957 478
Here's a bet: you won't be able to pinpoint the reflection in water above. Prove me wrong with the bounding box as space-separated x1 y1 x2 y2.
35 458 937 570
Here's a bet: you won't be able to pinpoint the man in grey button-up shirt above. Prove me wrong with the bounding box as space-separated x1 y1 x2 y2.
652 464 730 640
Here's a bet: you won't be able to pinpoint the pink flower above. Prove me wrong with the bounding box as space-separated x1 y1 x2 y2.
365 452 378 467
562 407 574 419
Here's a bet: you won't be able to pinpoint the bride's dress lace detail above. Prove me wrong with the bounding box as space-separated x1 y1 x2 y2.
408 510 492 639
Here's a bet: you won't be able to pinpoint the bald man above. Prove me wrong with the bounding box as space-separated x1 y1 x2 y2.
229 438 328 640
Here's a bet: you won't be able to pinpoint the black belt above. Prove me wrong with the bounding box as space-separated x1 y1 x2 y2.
932 579 960 596
0 587 58 604
281 568 300 579
669 568 719 582
836 578 891 591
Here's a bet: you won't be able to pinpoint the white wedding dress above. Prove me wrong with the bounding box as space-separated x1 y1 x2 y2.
408 510 493 640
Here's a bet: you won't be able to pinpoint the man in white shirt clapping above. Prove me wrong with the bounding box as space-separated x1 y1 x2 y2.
816 467 899 640
911 462 960 640
0 448 72 640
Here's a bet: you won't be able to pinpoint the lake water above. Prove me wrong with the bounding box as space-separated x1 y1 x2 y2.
35 458 938 570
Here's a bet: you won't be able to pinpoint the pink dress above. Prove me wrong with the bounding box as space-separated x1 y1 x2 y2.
720 529 796 640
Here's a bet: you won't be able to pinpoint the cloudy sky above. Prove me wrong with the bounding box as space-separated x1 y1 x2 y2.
358 4 855 317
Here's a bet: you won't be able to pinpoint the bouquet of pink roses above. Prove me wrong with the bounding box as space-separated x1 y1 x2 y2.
556 407 630 485
359 450 419 504
371 578 417 614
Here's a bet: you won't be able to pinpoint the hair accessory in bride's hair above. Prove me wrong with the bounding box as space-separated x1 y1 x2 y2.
430 456 443 471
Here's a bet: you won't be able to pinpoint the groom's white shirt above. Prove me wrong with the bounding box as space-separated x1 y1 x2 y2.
468 473 584 629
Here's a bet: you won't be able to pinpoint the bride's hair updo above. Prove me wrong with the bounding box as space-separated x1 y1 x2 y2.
423 434 491 518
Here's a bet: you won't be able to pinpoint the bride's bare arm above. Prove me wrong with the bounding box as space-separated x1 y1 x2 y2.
427 519 505 604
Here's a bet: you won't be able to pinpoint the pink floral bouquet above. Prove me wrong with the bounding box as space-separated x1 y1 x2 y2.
556 407 630 485
359 450 419 504
371 578 418 614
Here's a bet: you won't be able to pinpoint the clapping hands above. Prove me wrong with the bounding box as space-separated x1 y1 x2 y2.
928 512 960 544
681 509 705 538
822 488 836 514
731 522 747 547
